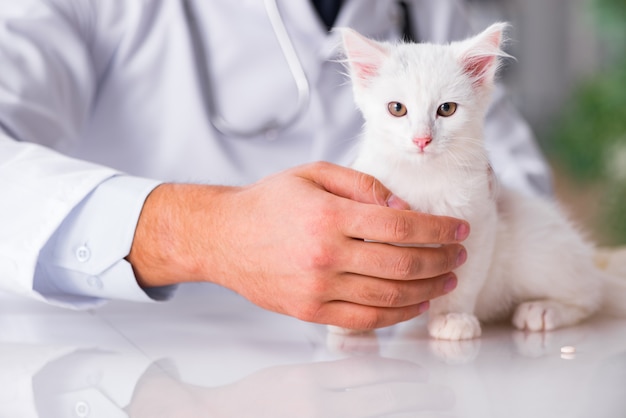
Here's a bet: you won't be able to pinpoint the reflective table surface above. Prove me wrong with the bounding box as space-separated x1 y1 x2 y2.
2 283 626 417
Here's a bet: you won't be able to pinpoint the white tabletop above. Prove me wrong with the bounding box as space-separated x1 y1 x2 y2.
2 283 625 417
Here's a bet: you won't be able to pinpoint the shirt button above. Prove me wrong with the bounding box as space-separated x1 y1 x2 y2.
87 276 103 290
75 246 91 263
75 401 90 417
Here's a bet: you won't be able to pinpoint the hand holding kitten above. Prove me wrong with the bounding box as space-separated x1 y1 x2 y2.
127 161 469 330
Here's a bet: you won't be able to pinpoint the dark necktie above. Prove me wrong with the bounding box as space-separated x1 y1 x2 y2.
311 0 344 31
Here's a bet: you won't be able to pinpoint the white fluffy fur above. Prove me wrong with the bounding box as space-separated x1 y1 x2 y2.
336 23 621 340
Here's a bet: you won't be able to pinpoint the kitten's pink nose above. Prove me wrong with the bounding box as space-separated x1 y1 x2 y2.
413 136 432 151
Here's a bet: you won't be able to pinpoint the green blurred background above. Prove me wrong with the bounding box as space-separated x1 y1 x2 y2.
469 0 626 246
546 0 626 245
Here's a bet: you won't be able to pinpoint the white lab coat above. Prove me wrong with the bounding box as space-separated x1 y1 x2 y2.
0 0 551 307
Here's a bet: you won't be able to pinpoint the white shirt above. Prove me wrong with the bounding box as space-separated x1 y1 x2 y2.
0 0 551 308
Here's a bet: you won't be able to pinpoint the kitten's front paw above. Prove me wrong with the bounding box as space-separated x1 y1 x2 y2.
427 313 482 340
512 302 557 332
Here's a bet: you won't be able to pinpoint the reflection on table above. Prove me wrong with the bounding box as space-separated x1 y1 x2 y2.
1 283 625 417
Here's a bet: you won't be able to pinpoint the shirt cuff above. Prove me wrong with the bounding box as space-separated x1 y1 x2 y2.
35 175 176 306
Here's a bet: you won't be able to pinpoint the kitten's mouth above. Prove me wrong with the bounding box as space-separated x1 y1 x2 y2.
409 146 431 156
406 146 440 160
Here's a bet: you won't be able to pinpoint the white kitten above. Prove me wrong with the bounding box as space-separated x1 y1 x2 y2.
336 23 625 340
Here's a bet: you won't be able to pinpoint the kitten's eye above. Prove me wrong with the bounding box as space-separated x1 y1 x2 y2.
437 102 457 117
387 102 407 117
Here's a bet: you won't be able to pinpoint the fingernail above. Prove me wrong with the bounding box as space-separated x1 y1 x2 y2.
444 275 458 293
386 194 410 210
456 248 467 267
418 301 430 314
455 223 470 241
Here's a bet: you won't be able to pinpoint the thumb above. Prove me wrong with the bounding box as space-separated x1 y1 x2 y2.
298 162 410 209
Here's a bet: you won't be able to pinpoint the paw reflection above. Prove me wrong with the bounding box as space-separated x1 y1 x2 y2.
428 338 481 365
512 330 553 358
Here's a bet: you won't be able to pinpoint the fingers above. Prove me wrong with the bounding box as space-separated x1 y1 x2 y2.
330 272 457 309
342 203 470 245
311 300 430 330
300 272 458 329
298 161 410 209
297 161 469 245
268 162 472 330
343 239 466 281
295 241 462 329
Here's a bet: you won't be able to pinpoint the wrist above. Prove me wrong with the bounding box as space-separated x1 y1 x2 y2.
126 183 236 288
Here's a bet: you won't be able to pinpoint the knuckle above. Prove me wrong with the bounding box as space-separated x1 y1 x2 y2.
435 223 450 242
429 274 453 299
300 213 339 272
354 171 378 196
306 244 336 271
431 221 448 243
421 215 450 244
295 300 324 323
314 160 331 169
392 253 416 279
379 287 404 307
419 245 457 278
307 160 331 173
401 305 424 322
387 216 412 242
355 311 383 330
432 250 450 275
315 273 334 296
424 279 443 300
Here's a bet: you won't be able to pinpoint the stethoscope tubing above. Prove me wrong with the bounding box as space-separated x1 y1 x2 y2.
183 0 311 138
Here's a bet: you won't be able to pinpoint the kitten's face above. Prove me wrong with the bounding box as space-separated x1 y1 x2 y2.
358 44 489 161
342 24 507 165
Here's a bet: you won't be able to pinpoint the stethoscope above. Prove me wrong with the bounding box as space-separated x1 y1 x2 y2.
183 0 415 139
183 0 310 138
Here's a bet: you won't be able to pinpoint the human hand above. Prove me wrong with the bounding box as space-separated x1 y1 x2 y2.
127 162 469 329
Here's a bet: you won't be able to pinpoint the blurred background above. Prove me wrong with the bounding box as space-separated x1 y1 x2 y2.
466 0 626 246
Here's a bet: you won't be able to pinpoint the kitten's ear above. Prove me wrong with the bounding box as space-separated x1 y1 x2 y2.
338 28 389 88
456 22 511 86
